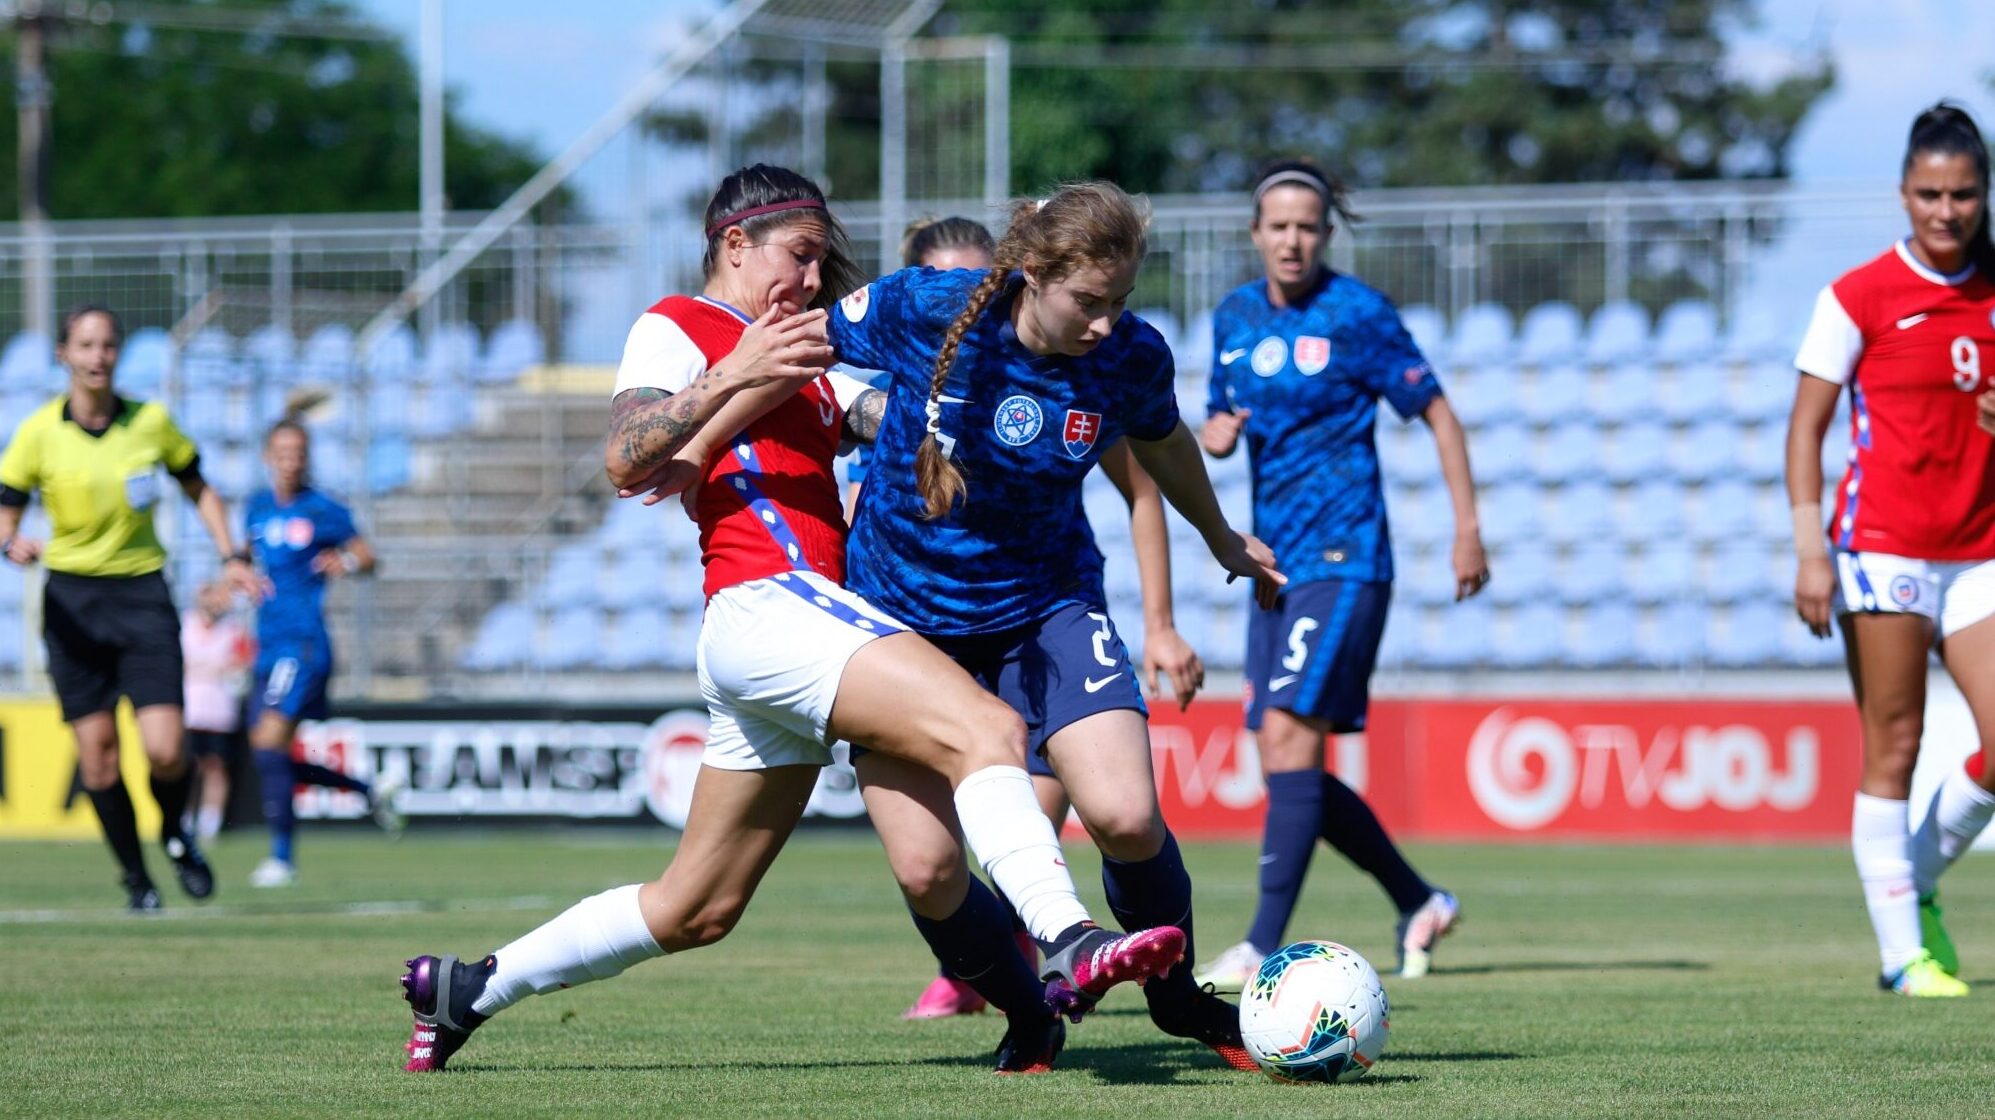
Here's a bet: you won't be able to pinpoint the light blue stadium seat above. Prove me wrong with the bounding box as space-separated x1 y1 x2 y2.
1654 300 1720 365
1546 481 1613 545
1733 362 1797 423
484 320 545 383
1495 603 1563 667
2 387 45 427
366 438 411 492
0 609 21 668
1691 478 1760 543
300 323 356 386
241 324 295 378
1605 420 1670 485
1375 609 1415 669
1783 613 1843 667
545 544 604 609
1470 419 1531 484
460 601 535 670
409 378 474 438
1400 304 1449 364
1479 482 1543 548
1590 365 1655 426
1724 305 1793 362
1584 300 1651 366
180 385 230 443
1568 598 1638 666
1639 600 1706 667
1443 363 1523 427
0 330 55 388
1709 601 1784 666
1630 539 1697 605
1559 541 1624 606
603 605 671 670
1449 303 1515 367
1376 419 1441 486
1617 478 1687 544
0 565 22 606
365 323 419 383
604 497 666 547
312 445 354 495
540 607 604 670
210 445 255 498
1404 545 1458 606
1666 418 1737 484
1390 484 1453 548
367 379 412 436
1485 540 1554 606
658 555 706 612
1135 308 1181 356
660 609 701 670
1658 362 1729 425
1732 420 1786 483
1706 539 1776 604
1179 310 1214 378
603 551 666 611
1517 302 1584 366
181 326 242 391
1521 365 1591 427
1530 420 1602 483
1417 599 1493 668
424 322 481 385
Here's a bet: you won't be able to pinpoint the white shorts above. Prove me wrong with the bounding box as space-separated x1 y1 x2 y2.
697 570 907 770
1834 551 1995 640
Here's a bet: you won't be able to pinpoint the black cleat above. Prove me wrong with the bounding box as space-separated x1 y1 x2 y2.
993 1012 1065 1075
1148 985 1257 1071
164 836 214 901
124 873 162 914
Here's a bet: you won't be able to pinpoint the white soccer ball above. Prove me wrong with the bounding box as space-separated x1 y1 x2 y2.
1237 940 1389 1083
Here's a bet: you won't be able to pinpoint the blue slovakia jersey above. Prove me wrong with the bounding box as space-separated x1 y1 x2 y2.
244 486 356 644
829 267 1182 635
1207 271 1442 584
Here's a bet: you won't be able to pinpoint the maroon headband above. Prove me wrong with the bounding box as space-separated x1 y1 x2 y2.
704 198 827 239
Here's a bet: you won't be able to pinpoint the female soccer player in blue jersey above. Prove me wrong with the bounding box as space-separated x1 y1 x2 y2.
242 406 395 888
1192 159 1489 991
822 181 1283 1070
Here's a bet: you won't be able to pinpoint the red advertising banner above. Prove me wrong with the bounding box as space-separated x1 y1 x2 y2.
1146 697 1864 841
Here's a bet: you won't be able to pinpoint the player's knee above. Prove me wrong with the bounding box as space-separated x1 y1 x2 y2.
1086 808 1165 861
660 897 748 951
1866 710 1925 775
952 697 1030 771
890 850 967 906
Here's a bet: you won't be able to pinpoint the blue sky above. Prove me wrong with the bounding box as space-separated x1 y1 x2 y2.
351 0 1995 190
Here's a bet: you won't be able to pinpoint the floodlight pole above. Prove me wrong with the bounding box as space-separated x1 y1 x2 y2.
879 42 905 269
16 10 52 340
418 0 444 345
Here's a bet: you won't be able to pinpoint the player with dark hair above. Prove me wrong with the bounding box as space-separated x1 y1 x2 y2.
242 401 396 889
1789 102 1995 998
398 165 1184 1075
823 180 1284 1070
0 303 262 910
1194 157 1487 991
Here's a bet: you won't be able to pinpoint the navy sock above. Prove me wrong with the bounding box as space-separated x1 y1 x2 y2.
1320 773 1431 913
293 761 369 796
147 766 192 845
1245 769 1327 953
253 749 297 864
907 877 1044 1017
1101 831 1199 1005
85 781 149 883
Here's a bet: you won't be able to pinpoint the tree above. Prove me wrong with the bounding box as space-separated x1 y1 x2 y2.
0 1 546 219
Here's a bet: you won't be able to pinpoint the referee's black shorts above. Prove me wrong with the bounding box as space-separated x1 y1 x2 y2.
42 570 184 721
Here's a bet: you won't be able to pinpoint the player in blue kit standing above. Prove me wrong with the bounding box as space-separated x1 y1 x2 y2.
1193 159 1490 990
822 181 1284 1070
242 407 394 888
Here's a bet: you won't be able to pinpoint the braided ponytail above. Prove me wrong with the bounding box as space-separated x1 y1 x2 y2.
916 264 1010 519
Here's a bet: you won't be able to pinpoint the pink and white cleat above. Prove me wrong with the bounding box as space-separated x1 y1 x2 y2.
1396 890 1462 978
1039 924 1186 1002
400 953 493 1072
903 974 988 1019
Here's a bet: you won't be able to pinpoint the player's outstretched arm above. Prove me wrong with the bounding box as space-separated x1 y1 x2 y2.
1127 420 1286 608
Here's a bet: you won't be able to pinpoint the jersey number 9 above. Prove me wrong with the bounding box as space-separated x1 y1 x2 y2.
1951 335 1982 393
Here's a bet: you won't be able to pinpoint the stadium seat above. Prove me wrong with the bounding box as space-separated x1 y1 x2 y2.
0 609 21 667
0 330 55 388
484 318 546 382
1666 417 1737 484
1604 420 1670 485
1584 300 1651 366
602 605 671 670
1179 310 1214 378
1709 601 1784 666
1617 478 1687 544
1653 300 1720 364
602 550 665 611
424 322 482 385
1375 609 1415 670
1567 598 1638 666
0 565 21 606
1589 365 1654 426
1400 304 1449 364
1731 420 1786 483
1545 481 1613 546
1417 599 1493 668
1377 420 1441 486
1690 477 1761 544
545 543 604 609
366 437 411 492
1559 541 1625 605
1723 305 1794 362
541 607 605 670
180 385 230 441
1530 420 1602 483
367 379 412 436
299 323 356 387
1657 362 1729 425
1136 307 1181 356
1521 365 1591 427
365 323 419 382
1732 362 1797 423
460 601 536 670
1638 600 1707 668
1469 419 1530 484
603 497 668 547
1403 545 1458 606
241 324 296 380
1449 303 1514 366
1391 484 1454 548
1783 613 1843 667
1494 603 1563 667
1517 302 1584 366
1443 363 1524 427
1630 539 1698 605
210 445 255 498
1705 538 1774 604
182 326 246 392
1484 540 1554 607
1479 482 1543 548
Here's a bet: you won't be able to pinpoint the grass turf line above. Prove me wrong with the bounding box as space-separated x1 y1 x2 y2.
1 832 1987 1118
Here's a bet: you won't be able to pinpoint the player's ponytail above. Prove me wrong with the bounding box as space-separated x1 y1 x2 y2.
701 163 862 313
917 183 1150 520
1904 101 1995 275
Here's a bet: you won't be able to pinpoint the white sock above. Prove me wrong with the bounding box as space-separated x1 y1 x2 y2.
953 765 1092 942
195 807 223 840
1912 761 1995 895
472 884 664 1016
1852 793 1921 974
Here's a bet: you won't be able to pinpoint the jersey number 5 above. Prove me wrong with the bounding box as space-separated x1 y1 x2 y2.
1952 336 1982 392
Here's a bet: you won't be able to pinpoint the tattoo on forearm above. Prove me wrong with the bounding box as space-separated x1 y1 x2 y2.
844 388 886 444
609 386 705 472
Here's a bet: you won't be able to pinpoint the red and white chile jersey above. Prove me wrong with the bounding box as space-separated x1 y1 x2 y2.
613 295 870 598
1795 240 1995 559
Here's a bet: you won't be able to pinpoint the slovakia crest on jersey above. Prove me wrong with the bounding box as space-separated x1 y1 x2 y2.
1062 409 1103 460
284 517 315 549
994 394 1044 446
1294 335 1331 376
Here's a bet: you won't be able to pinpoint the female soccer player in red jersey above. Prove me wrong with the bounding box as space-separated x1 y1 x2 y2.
397 166 1184 1075
1789 103 1995 998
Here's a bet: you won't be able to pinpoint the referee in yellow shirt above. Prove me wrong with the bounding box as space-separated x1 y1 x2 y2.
0 305 265 911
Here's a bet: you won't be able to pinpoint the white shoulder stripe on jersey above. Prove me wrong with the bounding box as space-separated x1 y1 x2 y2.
612 312 708 399
1793 285 1862 386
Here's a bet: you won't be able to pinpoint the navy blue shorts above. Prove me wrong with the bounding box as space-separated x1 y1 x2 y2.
1243 578 1391 734
250 637 333 724
926 601 1147 777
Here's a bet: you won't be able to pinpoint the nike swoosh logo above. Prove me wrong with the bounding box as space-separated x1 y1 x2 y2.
936 393 969 404
1268 674 1297 691
1896 313 1929 330
1257 854 1278 865
1220 348 1248 364
1083 674 1123 693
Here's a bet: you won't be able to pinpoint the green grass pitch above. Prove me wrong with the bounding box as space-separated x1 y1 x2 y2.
2 830 1988 1118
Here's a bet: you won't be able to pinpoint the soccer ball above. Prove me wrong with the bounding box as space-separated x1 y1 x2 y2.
1237 940 1389 1083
